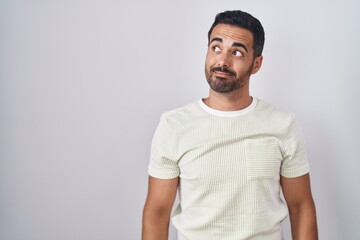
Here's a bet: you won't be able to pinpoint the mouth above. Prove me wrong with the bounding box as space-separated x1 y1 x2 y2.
214 71 233 78
211 67 236 77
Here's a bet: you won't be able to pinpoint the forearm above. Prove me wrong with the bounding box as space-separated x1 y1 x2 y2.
142 208 171 240
289 203 318 240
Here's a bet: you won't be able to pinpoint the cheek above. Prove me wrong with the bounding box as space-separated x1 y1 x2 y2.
204 57 211 69
205 54 217 68
234 62 250 73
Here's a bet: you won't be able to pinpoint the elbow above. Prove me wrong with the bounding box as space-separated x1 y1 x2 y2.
142 203 172 225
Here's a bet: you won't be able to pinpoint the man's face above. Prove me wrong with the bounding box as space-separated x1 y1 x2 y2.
205 24 261 94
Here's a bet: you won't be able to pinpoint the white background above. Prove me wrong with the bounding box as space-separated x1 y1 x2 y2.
1 0 359 239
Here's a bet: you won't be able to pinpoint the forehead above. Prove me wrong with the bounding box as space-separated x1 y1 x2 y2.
210 24 254 48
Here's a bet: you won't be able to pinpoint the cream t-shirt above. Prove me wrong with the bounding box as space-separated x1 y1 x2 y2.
148 97 310 240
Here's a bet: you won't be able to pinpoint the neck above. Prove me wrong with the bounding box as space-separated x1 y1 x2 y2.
203 88 252 111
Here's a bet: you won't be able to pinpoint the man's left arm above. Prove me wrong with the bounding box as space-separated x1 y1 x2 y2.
281 173 318 240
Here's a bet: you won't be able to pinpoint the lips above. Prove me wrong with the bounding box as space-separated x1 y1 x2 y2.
214 71 233 78
211 67 236 77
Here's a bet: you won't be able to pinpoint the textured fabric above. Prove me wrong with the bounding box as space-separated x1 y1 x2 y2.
148 97 310 240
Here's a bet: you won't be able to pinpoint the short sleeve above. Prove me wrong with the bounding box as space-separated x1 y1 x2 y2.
280 115 310 178
148 116 180 179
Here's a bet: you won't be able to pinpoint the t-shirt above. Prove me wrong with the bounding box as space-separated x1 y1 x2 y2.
148 97 310 240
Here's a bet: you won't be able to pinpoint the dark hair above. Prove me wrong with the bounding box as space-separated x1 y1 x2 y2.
208 10 265 57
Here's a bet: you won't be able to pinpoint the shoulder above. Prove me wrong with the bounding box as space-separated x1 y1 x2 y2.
254 98 295 129
159 101 203 129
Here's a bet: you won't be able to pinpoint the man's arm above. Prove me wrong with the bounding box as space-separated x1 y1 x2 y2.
281 173 318 240
142 176 178 240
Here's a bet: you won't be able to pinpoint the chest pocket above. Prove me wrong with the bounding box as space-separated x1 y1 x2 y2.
245 138 282 180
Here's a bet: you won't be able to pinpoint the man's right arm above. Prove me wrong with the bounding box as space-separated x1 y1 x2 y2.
142 176 179 240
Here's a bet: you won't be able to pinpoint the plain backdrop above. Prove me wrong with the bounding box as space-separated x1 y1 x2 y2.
1 0 360 239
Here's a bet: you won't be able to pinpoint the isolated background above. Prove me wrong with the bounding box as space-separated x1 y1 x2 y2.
1 0 359 239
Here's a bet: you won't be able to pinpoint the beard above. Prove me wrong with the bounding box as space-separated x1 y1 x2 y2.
205 63 253 94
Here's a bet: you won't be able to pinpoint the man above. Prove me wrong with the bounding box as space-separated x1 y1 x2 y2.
142 10 318 240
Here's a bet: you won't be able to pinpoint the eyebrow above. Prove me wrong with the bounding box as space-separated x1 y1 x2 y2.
210 37 248 52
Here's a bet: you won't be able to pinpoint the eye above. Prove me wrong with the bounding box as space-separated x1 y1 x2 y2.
233 50 243 57
212 46 221 53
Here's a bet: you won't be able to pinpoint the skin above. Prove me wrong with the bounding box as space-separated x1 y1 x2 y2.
142 176 178 240
281 174 318 240
142 24 318 240
203 24 263 111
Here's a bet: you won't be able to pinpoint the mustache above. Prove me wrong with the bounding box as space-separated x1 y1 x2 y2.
211 67 236 76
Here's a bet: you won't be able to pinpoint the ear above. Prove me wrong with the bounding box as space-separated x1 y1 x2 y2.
251 55 263 74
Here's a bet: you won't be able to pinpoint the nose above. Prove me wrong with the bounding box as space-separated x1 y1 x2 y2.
217 51 230 68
